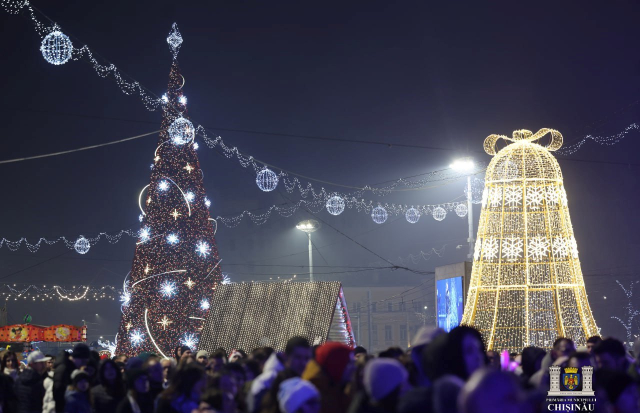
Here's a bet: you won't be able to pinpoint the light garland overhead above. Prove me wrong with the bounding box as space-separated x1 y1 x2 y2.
556 123 639 155
0 284 118 302
461 128 599 352
0 229 137 253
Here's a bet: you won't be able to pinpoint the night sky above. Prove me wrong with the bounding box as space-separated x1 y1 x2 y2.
1 1 639 343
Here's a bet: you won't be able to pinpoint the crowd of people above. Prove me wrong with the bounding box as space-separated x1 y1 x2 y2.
0 326 639 413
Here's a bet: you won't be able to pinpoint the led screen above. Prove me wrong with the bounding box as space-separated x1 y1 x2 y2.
436 276 463 332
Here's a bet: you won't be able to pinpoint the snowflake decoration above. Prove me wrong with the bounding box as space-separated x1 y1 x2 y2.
570 237 579 258
200 299 210 310
502 238 523 261
473 238 482 261
196 241 211 257
181 333 198 350
527 237 549 260
166 233 179 245
552 237 569 258
120 291 131 306
482 238 500 260
504 187 522 208
193 142 199 150
130 330 144 346
481 188 488 207
559 187 568 206
158 180 170 191
526 187 544 209
138 214 144 223
139 227 150 242
204 197 211 208
489 187 502 208
221 273 231 285
160 281 177 297
179 96 187 105
545 187 559 206
161 94 169 103
185 191 195 202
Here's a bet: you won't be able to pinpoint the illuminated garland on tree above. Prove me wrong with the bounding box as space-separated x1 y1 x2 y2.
116 25 222 356
610 280 640 347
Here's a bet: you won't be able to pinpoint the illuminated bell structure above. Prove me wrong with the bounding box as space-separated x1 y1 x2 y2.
461 129 599 352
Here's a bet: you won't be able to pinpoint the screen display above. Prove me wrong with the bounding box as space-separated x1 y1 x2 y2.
437 276 464 332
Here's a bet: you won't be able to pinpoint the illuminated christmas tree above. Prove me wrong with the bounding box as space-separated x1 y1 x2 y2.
116 24 222 356
461 129 599 352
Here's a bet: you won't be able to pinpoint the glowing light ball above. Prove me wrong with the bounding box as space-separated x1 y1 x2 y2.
168 116 195 145
326 196 345 216
256 168 278 192
432 206 447 221
40 29 73 65
371 206 388 224
74 236 90 254
455 204 468 217
405 207 420 224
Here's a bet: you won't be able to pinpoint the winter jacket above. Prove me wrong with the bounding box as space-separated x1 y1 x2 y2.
43 371 55 413
14 367 46 413
90 384 124 413
248 353 285 413
115 393 154 413
0 372 18 413
53 352 75 413
302 359 351 413
63 390 90 413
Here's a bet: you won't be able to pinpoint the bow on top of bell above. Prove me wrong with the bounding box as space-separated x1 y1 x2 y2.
483 128 563 155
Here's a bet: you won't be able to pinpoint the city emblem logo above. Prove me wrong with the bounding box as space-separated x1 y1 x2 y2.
562 367 580 391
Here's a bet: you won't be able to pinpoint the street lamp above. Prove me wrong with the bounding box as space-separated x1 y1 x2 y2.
450 157 476 260
296 219 321 282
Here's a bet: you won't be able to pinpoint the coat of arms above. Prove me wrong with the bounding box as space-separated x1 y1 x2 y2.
562 367 581 391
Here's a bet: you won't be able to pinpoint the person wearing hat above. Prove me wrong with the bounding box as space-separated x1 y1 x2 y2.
64 370 91 413
53 343 91 412
277 377 320 413
301 342 354 413
196 350 209 367
13 350 50 413
116 368 153 413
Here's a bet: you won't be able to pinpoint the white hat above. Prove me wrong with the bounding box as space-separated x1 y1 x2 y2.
27 351 51 364
277 378 320 413
363 358 408 402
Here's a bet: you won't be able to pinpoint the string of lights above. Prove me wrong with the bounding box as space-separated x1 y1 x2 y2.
0 229 137 253
556 123 639 156
0 283 119 301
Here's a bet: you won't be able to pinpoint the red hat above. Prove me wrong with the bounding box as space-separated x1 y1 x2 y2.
315 342 352 383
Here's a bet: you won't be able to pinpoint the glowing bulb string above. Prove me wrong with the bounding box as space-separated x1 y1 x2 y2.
2 2 482 198
555 123 639 155
0 229 137 253
0 283 119 301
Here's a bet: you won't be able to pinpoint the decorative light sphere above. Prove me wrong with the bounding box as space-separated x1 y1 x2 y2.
158 180 170 191
200 299 210 310
432 206 447 221
401 207 419 224
196 241 211 257
256 168 278 192
204 197 211 208
371 206 388 224
168 116 195 145
166 233 179 245
40 30 73 65
185 191 195 202
326 196 345 216
74 236 91 254
160 281 176 297
455 204 468 217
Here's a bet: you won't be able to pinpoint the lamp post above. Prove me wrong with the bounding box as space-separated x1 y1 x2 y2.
296 219 321 282
450 158 476 260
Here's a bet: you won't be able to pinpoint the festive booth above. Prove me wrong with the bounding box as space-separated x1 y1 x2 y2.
200 281 355 353
0 323 86 343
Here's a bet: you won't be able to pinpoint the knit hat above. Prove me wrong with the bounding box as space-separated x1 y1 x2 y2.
196 350 208 359
411 325 445 348
72 343 90 360
277 378 320 413
314 342 352 384
363 358 408 402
